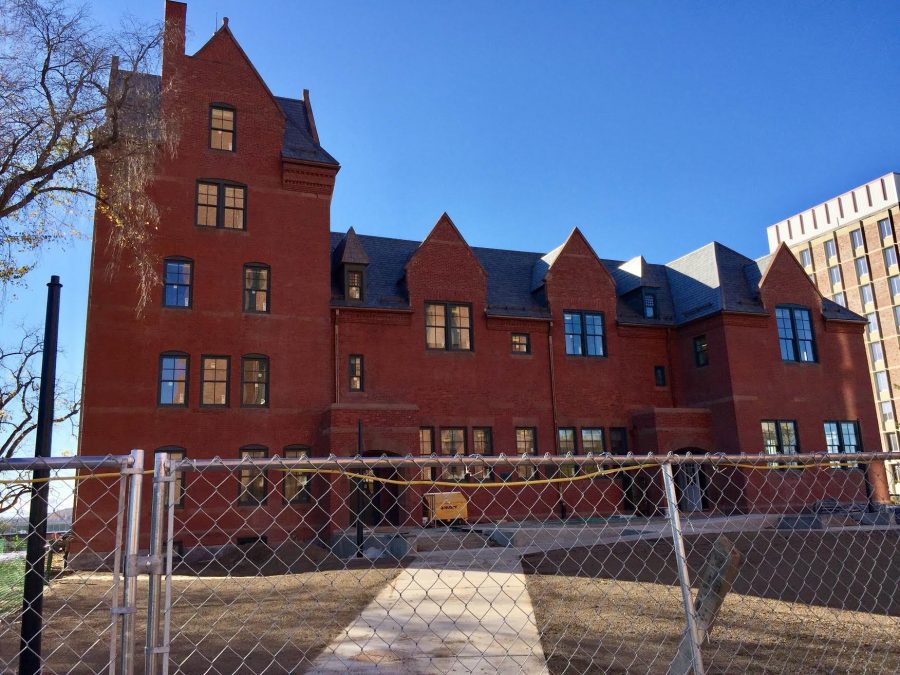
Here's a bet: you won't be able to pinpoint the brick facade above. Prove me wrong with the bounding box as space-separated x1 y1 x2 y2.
74 2 890 552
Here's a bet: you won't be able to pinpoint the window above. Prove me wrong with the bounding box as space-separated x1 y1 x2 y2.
196 181 246 230
824 239 837 260
156 447 186 507
799 249 812 269
880 400 895 425
209 105 235 151
563 311 605 357
895 306 900 331
471 428 492 479
824 421 860 469
556 428 577 477
419 427 434 455
200 356 229 406
418 427 435 479
609 428 628 454
241 356 269 406
860 284 874 307
867 312 880 338
875 370 890 396
159 353 188 406
885 247 898 270
694 335 709 367
243 264 270 313
348 355 364 391
643 292 658 319
654 365 666 387
890 276 900 300
557 428 576 454
850 229 864 251
472 428 493 454
879 218 893 242
440 428 466 480
511 333 530 354
238 446 267 505
855 257 869 280
828 265 841 288
346 269 363 301
283 445 311 504
833 292 846 307
440 428 466 455
775 306 816 362
515 428 537 479
425 302 472 351
887 433 899 454
163 258 192 308
761 420 799 468
581 428 605 454
871 341 884 364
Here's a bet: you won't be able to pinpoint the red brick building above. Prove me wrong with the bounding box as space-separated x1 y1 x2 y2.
75 1 890 551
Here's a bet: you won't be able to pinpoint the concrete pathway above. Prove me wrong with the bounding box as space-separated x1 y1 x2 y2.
310 550 548 674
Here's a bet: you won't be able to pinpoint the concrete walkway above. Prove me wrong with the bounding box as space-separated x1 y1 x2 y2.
310 550 548 674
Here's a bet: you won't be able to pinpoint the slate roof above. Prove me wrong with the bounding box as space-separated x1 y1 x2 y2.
111 71 337 165
274 96 338 166
330 231 867 326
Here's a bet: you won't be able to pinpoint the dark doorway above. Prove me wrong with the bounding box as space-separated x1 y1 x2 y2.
353 458 401 527
672 448 709 512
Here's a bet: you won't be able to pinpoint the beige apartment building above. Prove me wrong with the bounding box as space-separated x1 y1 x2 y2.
767 172 900 502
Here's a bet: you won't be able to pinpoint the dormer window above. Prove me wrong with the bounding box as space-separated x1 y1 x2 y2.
210 105 235 151
643 291 658 319
345 267 364 302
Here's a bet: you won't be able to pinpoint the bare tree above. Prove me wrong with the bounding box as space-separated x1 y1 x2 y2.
0 327 79 514
0 0 178 310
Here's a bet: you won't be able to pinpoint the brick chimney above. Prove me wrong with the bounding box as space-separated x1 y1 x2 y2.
163 0 187 80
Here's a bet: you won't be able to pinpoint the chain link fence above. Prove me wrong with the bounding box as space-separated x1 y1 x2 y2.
0 453 141 674
2 451 899 674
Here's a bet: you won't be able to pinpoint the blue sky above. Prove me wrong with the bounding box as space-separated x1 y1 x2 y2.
2 0 899 456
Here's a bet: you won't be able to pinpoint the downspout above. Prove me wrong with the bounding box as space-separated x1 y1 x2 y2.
548 323 559 430
548 321 565 519
334 309 340 404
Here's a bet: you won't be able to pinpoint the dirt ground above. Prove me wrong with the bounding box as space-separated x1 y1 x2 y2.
1 528 897 673
0 568 400 674
523 529 900 674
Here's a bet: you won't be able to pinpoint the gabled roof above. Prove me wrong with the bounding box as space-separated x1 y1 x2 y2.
109 70 337 166
750 254 864 322
333 227 370 265
192 21 285 120
330 231 866 327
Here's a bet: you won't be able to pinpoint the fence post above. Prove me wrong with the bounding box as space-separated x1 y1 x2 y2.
120 449 144 675
661 460 705 675
18 275 62 675
145 451 169 674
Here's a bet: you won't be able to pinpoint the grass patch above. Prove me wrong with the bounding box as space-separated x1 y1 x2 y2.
0 557 25 616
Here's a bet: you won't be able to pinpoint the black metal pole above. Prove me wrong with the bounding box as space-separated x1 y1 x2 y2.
356 419 364 557
19 275 62 675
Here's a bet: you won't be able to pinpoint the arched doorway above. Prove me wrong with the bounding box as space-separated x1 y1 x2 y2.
353 452 402 527
672 448 709 513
